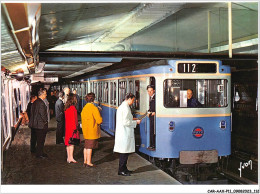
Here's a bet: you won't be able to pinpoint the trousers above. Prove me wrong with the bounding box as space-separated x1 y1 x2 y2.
56 120 65 144
118 153 129 172
30 128 37 152
150 116 155 147
32 128 47 157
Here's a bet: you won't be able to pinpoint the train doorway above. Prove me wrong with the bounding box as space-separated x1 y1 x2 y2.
147 77 156 151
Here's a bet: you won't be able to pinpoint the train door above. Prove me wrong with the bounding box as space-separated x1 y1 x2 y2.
147 77 156 150
106 80 117 135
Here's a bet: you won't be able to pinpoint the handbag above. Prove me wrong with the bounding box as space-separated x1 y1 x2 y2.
68 129 80 146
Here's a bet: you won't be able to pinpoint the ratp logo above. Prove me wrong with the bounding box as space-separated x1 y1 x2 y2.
192 127 204 138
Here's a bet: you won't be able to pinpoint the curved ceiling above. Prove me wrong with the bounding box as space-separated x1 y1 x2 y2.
1 2 258 81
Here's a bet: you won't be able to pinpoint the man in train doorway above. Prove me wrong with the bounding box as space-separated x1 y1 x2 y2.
28 89 48 159
114 93 141 176
147 85 156 151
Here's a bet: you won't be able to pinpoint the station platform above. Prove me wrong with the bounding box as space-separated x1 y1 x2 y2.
2 118 180 185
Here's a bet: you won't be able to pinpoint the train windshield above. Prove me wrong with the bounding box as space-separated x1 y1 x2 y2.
164 79 228 108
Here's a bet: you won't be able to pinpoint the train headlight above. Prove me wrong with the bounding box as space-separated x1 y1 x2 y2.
169 121 175 132
219 120 226 130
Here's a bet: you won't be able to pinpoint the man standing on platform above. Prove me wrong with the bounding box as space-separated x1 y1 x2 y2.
114 93 141 176
55 91 65 144
73 89 80 113
26 95 37 153
29 89 48 159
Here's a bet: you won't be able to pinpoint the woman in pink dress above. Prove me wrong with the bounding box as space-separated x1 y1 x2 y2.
64 93 78 163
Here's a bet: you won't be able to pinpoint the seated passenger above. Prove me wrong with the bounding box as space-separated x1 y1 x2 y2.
187 89 202 108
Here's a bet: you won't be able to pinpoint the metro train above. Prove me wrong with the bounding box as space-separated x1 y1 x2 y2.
60 59 231 182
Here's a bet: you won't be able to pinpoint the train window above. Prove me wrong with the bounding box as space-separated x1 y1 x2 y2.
93 83 97 99
135 80 140 110
81 83 85 98
114 82 117 105
90 82 93 92
119 80 127 105
98 82 102 102
129 80 134 94
104 82 108 103
164 79 228 108
110 82 113 105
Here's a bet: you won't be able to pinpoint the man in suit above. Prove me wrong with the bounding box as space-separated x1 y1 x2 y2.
26 95 37 153
147 85 156 151
29 89 48 159
55 91 65 144
73 89 80 113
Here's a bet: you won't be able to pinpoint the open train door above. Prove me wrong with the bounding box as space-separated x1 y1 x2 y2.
147 77 156 150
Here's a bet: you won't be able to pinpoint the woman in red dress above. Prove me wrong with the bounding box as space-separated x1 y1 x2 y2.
64 93 78 163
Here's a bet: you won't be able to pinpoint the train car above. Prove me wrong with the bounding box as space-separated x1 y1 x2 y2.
58 58 231 182
77 59 231 181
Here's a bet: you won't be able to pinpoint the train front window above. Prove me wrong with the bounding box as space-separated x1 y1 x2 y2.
164 79 228 108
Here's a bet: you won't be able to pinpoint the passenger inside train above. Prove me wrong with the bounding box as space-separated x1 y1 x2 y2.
187 89 202 108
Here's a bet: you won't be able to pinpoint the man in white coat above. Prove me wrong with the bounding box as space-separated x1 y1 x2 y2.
114 93 141 176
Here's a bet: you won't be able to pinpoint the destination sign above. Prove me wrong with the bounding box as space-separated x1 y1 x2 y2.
178 63 217 73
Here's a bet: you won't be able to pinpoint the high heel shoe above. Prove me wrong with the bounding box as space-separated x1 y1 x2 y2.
83 163 96 167
67 160 78 164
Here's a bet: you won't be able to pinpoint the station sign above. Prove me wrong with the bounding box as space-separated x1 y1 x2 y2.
44 77 58 82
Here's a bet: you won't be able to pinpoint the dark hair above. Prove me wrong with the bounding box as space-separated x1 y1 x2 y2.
38 88 46 96
147 85 155 90
30 95 36 101
125 93 135 100
85 92 95 102
64 93 77 111
58 91 64 98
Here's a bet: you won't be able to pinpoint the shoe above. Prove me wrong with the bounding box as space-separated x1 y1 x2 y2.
126 169 133 173
42 153 48 157
36 155 48 159
67 160 78 164
30 150 36 153
86 164 97 168
147 146 155 151
118 171 131 176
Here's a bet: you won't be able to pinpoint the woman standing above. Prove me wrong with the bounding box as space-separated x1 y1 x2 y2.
81 93 102 167
64 93 78 163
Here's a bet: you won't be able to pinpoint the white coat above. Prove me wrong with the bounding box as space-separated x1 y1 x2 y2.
113 100 137 153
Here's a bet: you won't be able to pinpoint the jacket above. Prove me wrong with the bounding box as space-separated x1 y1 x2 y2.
81 103 102 140
55 98 65 122
113 101 137 153
28 98 48 129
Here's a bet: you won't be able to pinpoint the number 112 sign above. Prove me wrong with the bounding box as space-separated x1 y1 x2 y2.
177 63 217 73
